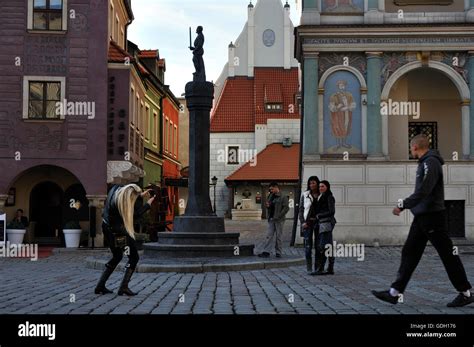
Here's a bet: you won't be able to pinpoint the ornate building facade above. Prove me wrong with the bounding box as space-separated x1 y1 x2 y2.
296 0 474 244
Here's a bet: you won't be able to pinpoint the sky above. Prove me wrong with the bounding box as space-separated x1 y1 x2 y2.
128 0 300 97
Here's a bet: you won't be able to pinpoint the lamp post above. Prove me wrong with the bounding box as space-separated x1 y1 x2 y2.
211 176 218 213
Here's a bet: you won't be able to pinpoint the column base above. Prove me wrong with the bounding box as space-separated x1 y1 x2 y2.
301 10 320 25
364 10 384 24
174 215 225 234
467 9 474 22
367 154 388 161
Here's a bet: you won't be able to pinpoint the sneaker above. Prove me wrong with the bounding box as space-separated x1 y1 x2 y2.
371 290 398 305
447 293 474 308
258 252 270 258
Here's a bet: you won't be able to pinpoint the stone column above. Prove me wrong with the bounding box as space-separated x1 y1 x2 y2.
365 0 384 24
0 194 8 214
366 52 384 158
467 0 474 22
301 0 320 25
469 52 474 158
87 195 107 247
174 81 225 233
303 53 319 158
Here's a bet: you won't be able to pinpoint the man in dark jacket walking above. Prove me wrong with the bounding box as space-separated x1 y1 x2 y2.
372 135 472 307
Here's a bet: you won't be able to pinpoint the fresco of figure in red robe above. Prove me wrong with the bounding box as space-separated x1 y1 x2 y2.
329 80 356 149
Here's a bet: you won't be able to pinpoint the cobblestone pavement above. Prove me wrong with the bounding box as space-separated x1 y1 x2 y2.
1 221 474 315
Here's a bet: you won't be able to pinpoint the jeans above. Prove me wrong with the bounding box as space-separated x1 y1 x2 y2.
303 224 318 261
391 211 471 293
102 222 140 270
317 229 335 269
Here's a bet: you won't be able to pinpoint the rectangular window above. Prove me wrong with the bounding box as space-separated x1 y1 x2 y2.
115 15 120 43
227 146 240 165
153 111 158 146
130 86 135 126
109 2 114 39
120 28 125 47
164 118 169 152
169 122 173 154
139 102 144 132
145 105 150 141
32 0 63 30
135 94 139 127
265 103 283 112
169 121 173 154
24 79 65 120
174 125 178 157
28 81 61 119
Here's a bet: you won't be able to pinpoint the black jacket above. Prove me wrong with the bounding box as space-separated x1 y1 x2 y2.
315 192 337 225
102 185 151 232
403 149 445 216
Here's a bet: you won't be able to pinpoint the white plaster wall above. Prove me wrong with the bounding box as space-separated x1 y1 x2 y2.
266 119 300 145
210 132 256 217
299 161 474 245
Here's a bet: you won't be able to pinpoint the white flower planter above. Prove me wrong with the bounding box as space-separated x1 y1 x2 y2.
6 229 26 245
63 229 82 248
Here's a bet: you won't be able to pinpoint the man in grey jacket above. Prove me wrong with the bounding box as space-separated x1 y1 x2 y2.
258 182 290 258
372 134 472 308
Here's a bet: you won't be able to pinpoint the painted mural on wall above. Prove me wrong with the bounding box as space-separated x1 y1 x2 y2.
322 0 364 13
323 71 362 154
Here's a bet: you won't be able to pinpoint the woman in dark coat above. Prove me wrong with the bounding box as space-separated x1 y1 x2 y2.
313 180 337 276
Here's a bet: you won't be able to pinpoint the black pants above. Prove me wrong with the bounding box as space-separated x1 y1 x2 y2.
102 222 139 270
391 211 471 293
303 224 318 261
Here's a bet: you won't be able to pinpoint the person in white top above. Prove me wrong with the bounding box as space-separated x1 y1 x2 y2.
298 176 320 274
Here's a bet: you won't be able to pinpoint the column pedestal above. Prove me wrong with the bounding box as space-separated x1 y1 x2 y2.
144 81 254 257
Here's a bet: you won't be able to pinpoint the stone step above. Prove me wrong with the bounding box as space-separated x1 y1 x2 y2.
157 232 241 245
143 243 255 258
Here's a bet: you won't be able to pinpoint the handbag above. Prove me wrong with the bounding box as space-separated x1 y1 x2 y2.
107 225 128 248
112 234 128 248
319 222 333 233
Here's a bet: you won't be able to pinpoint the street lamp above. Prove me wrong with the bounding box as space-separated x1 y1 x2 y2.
211 176 218 213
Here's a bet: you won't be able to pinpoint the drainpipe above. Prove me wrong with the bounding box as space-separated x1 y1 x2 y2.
291 75 304 247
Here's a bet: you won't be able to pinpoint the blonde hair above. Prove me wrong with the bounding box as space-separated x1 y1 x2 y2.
114 184 142 239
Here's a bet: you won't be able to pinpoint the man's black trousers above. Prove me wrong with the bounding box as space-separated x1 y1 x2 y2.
391 211 471 293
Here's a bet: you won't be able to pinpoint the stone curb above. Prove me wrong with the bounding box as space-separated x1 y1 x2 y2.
85 256 306 273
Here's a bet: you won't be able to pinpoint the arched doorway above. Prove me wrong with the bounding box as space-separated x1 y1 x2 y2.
30 182 64 242
382 61 469 159
5 165 89 246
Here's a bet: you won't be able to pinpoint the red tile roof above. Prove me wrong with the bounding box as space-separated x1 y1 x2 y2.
210 77 255 132
265 84 283 103
108 40 134 63
255 68 300 125
211 68 299 133
225 143 300 182
139 50 158 58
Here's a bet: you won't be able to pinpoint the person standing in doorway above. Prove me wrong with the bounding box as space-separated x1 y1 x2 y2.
258 182 289 258
372 134 473 307
299 176 320 274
